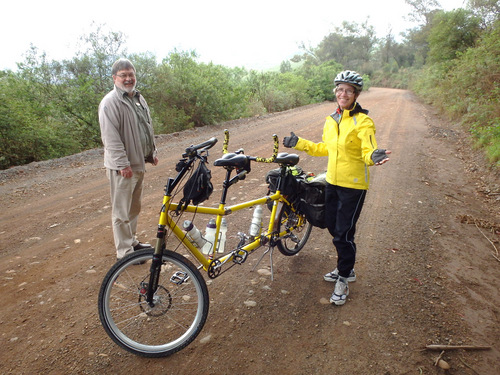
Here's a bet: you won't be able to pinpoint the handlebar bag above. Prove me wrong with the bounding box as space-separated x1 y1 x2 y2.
179 160 213 209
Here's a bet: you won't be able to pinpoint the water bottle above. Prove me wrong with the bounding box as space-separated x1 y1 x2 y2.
182 220 207 249
202 219 217 254
218 218 227 253
248 205 263 238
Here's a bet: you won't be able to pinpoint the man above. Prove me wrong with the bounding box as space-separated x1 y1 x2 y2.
98 58 159 260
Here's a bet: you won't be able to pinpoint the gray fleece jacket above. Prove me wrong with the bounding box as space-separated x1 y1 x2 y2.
99 86 157 172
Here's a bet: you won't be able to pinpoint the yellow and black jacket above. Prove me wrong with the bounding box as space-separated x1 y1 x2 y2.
294 102 378 190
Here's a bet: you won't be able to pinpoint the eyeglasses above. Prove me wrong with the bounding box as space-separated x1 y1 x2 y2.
115 73 136 79
336 87 355 95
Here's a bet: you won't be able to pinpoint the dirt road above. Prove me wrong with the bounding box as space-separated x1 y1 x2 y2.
1 88 499 374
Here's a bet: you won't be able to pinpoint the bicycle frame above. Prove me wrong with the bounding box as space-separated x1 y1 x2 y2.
151 131 303 278
157 191 286 270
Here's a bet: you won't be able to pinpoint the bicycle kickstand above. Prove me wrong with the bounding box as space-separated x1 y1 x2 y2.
252 244 275 281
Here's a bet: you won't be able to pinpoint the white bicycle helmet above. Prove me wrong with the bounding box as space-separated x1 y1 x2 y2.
334 70 363 91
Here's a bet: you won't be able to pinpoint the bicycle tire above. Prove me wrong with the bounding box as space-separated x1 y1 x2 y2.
276 203 312 256
98 249 209 357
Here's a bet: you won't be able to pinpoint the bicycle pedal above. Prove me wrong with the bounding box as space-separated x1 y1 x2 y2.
233 250 248 264
170 271 189 285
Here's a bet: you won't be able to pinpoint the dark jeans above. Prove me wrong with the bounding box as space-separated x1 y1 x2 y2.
325 184 367 278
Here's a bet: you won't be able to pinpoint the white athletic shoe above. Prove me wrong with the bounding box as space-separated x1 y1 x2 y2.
324 268 356 283
330 276 349 306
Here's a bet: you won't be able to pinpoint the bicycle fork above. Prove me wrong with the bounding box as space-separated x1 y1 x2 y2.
145 224 167 306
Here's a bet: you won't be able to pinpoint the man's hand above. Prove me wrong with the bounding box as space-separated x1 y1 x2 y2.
146 155 159 166
283 132 298 148
120 166 133 178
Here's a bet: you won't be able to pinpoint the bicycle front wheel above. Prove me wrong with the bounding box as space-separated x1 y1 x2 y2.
98 249 209 357
276 203 313 256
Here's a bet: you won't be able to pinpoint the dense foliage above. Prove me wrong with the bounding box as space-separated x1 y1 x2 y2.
0 0 498 169
412 18 500 164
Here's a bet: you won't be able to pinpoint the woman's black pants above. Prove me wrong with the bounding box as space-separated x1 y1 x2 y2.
324 184 366 278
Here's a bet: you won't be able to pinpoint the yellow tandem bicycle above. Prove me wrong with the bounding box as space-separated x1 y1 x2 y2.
98 130 313 357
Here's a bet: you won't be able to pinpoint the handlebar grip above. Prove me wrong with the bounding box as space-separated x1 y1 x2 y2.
255 134 279 163
184 137 218 157
222 129 229 154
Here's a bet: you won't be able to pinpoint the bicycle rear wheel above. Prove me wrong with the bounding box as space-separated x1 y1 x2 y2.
276 203 312 256
98 249 209 357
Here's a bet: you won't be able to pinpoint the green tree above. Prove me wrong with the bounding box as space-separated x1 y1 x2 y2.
149 50 249 132
467 0 500 27
15 26 129 150
313 21 376 72
403 0 443 65
280 60 292 73
405 0 441 25
369 29 420 88
0 70 79 168
427 9 481 64
296 60 343 101
246 71 278 113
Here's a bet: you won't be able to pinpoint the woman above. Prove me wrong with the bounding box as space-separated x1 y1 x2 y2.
283 70 391 306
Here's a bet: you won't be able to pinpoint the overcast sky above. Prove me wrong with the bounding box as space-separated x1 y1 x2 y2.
1 0 467 71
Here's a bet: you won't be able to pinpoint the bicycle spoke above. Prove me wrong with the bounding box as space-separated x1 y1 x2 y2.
276 204 312 256
98 250 209 357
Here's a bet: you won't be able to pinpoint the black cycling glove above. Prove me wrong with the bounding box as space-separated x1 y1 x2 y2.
283 132 298 148
371 149 388 164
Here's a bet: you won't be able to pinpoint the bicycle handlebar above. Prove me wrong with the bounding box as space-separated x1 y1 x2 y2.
254 134 279 163
222 129 278 163
183 137 218 157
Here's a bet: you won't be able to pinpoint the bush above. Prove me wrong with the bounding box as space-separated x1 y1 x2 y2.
412 20 500 166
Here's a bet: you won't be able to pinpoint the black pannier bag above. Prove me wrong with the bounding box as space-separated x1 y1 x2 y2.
296 173 327 228
179 160 213 209
266 167 327 228
265 166 303 200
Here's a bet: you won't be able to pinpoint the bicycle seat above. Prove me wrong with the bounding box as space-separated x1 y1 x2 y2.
275 152 300 166
213 153 249 169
